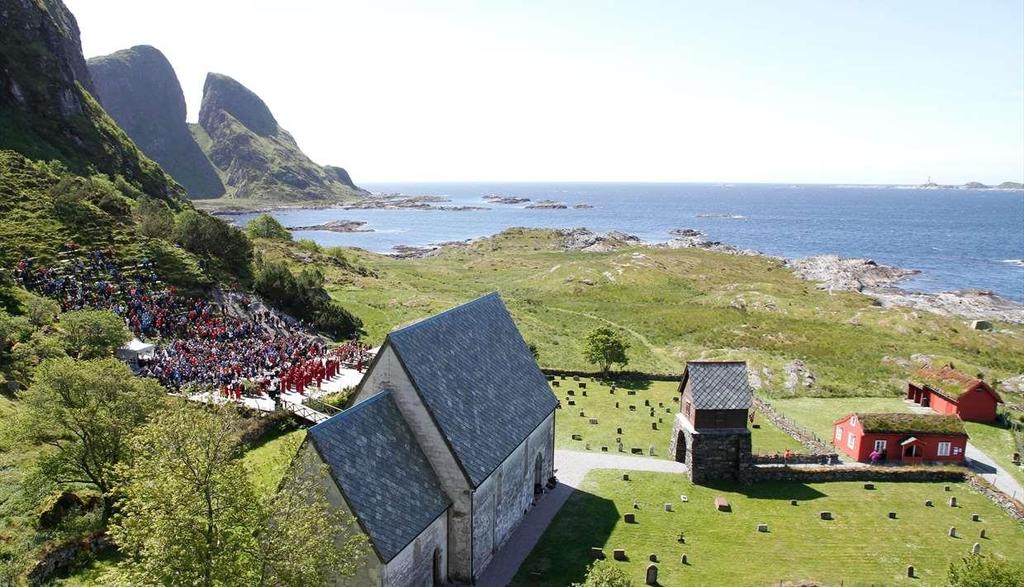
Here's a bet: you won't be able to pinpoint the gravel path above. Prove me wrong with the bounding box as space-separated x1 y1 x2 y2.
966 442 1024 502
476 450 687 587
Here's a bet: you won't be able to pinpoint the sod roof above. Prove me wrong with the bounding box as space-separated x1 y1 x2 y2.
910 366 978 398
856 413 967 436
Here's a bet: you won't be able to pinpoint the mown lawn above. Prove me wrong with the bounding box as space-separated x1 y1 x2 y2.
513 470 1024 587
771 396 915 443
554 378 803 459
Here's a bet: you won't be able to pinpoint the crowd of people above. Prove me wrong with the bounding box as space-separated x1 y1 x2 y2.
14 246 374 406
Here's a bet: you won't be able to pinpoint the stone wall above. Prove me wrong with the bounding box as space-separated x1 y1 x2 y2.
749 465 967 483
27 532 112 587
967 475 1024 525
752 454 840 465
381 512 448 587
671 414 752 483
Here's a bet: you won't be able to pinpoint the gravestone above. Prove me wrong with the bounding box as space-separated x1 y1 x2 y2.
552 381 560 387
757 523 768 532
790 500 798 506
582 390 588 397
629 405 637 411
925 500 933 507
652 422 658 430
601 446 608 452
907 565 914 578
971 513 980 522
623 473 630 481
680 495 689 502
666 408 672 413
628 390 636 395
714 497 730 512
645 564 658 586
579 410 585 417
610 388 615 394
585 442 591 450
980 529 987 539
615 402 620 408
972 542 981 555
632 447 644 455
616 437 622 443
571 434 582 441
613 549 626 561
589 418 599 425
590 547 605 559
863 483 875 490
820 511 833 520
567 400 576 406
949 496 958 507
649 446 656 456
649 553 658 562
618 443 624 452
949 526 957 538
567 389 575 396
659 402 664 407
617 427 623 434
664 503 672 512
624 513 636 523
945 485 951 491
888 511 897 519
1014 452 1021 466
644 399 650 406
580 382 587 389
680 554 688 565
573 376 580 381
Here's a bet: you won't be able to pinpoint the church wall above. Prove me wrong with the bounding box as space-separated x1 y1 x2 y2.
471 411 555 578
380 512 448 587
353 346 475 583
298 443 384 587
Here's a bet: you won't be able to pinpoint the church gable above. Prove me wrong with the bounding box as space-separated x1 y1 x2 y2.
307 390 450 562
387 293 558 487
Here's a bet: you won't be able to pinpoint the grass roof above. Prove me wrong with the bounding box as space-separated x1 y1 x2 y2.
911 366 978 397
857 413 966 436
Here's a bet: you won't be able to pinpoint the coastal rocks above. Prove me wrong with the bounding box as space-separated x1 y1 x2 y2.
785 360 816 393
343 195 486 211
867 289 1024 324
786 255 918 292
574 203 594 209
659 229 762 256
558 228 642 252
526 200 569 209
286 220 372 233
484 194 531 204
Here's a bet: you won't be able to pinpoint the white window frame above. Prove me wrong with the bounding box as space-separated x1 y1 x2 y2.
847 431 856 450
937 441 951 457
873 440 887 453
835 426 843 441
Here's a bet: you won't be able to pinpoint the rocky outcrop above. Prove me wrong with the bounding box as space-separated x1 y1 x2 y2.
0 0 181 200
1000 374 1024 394
786 255 918 292
526 200 568 209
658 228 763 256
196 73 366 203
324 165 359 190
558 228 642 252
784 360 816 393
287 219 372 233
867 289 1024 324
88 46 225 198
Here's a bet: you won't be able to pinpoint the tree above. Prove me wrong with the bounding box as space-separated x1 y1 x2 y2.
25 295 59 327
572 561 635 587
948 554 1024 587
58 309 130 359
246 214 293 241
174 209 253 275
111 403 365 586
13 357 165 521
136 197 175 239
582 327 630 373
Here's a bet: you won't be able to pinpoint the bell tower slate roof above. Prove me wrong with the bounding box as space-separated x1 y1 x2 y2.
307 391 450 562
386 293 558 487
682 361 752 410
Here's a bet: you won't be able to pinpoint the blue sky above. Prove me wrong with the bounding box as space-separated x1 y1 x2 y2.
66 0 1024 184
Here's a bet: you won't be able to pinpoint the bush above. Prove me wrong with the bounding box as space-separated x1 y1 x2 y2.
137 198 175 239
174 210 252 276
253 260 362 339
245 214 292 241
572 562 635 587
948 554 1024 587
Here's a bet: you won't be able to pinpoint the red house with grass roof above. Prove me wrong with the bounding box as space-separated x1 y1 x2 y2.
833 413 968 465
906 365 1003 423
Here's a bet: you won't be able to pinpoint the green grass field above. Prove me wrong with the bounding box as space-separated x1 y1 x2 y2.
963 420 1024 490
242 428 306 498
554 377 803 458
513 470 1024 587
770 396 915 442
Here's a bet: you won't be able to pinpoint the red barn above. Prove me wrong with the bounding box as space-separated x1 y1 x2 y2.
832 413 968 465
906 366 1003 423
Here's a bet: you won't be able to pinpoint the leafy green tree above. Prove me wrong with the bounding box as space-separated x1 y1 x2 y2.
58 309 130 359
111 403 365 586
175 209 253 274
25 295 60 327
254 259 297 303
948 554 1024 587
572 561 635 587
254 261 362 339
13 357 165 521
246 214 293 241
582 327 630 373
136 197 176 239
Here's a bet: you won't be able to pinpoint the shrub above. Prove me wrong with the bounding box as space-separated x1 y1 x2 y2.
245 214 292 241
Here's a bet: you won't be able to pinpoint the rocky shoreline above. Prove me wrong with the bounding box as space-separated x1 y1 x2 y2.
286 220 373 233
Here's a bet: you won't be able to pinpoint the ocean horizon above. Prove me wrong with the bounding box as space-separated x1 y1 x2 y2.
235 182 1024 302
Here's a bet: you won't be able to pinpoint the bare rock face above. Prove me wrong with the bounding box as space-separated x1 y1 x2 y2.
660 229 763 257
786 255 918 292
558 228 642 252
88 46 225 198
867 289 1024 324
196 73 366 203
1000 374 1024 394
785 360 816 392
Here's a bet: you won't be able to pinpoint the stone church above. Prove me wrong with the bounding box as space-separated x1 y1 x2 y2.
303 293 558 586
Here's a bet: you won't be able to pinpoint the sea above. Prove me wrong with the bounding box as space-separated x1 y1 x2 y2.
232 183 1024 302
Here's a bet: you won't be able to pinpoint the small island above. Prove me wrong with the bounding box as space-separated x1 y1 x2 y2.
483 194 532 204
286 219 373 233
525 200 569 209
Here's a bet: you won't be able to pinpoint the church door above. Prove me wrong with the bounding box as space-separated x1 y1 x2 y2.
432 548 442 586
534 453 543 494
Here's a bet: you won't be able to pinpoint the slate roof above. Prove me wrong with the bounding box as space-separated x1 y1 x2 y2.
387 293 558 487
308 391 450 562
682 361 752 410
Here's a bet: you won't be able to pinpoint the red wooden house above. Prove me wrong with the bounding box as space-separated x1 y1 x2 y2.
832 413 968 465
906 366 1003 423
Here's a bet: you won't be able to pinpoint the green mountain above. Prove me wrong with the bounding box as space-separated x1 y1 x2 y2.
196 72 366 203
0 0 181 201
87 46 226 199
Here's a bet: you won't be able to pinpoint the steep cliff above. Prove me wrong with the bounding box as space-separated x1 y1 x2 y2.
196 73 365 202
0 0 181 200
88 46 225 198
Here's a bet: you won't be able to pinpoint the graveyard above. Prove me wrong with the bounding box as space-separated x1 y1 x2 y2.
511 470 1024 586
553 377 804 458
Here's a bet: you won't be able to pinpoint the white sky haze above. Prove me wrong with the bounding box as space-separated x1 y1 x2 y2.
65 1 1024 184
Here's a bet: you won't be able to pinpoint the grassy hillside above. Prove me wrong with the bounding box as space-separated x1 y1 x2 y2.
257 228 1024 400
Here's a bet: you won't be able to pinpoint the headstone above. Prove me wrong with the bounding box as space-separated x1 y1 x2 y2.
579 410 586 417
552 381 560 387
601 445 608 452
567 389 575 396
613 549 626 561
649 446 656 456
589 418 599 425
624 513 636 523
615 402 620 408
659 417 663 423
972 542 981 555
863 483 875 490
945 485 951 491
980 529 986 539
680 495 689 503
971 513 980 522
907 565 914 578
680 554 688 565
651 422 658 430
790 500 798 506
1014 452 1021 466
560 375 566 379
820 511 833 520
659 402 664 407
925 500 933 507
571 434 582 441
666 408 672 413
573 376 580 381
650 409 655 417
616 437 622 443
649 553 658 562
590 547 605 559
888 511 897 519
664 503 672 512
617 427 623 434
580 382 587 389
628 390 636 395
567 400 576 406
757 523 768 532
582 390 588 397
610 387 615 394
645 564 658 586
644 399 650 406
715 497 730 512
949 496 957 507
623 473 630 481
629 405 636 411
585 442 591 450
618 443 624 452
949 526 957 538
632 447 644 455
